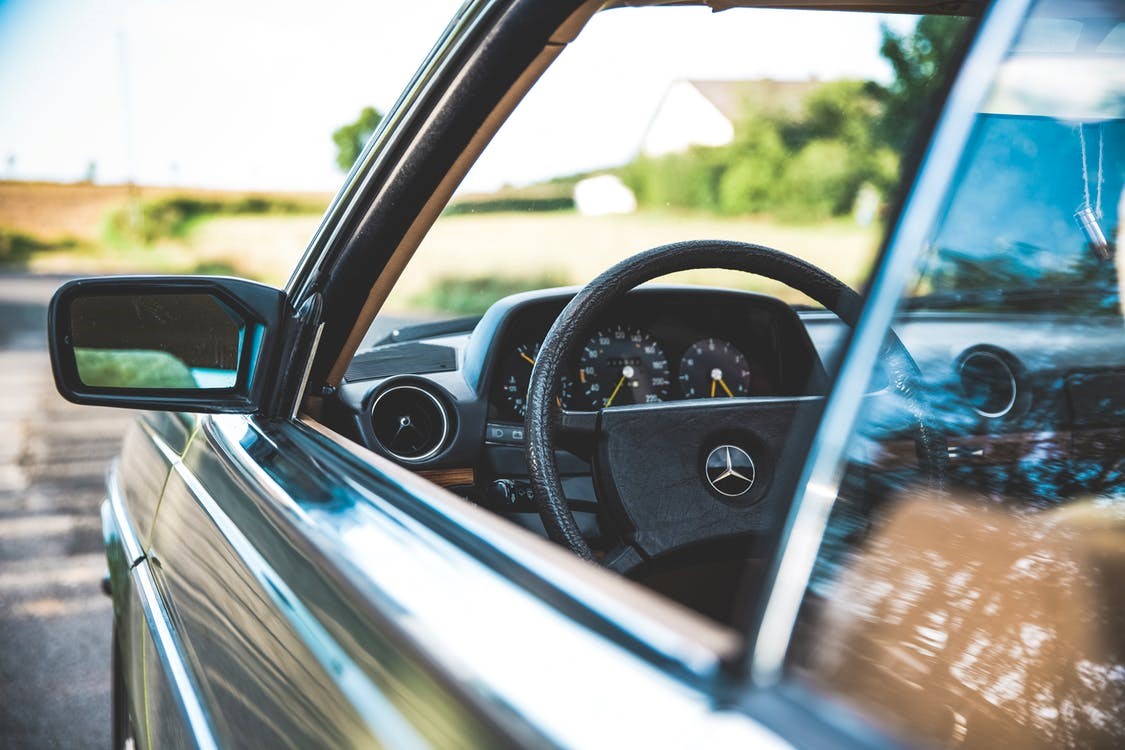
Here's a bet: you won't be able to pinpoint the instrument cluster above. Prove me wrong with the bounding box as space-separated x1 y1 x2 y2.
490 300 792 423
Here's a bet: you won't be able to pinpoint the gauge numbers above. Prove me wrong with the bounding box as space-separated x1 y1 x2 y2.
678 338 751 399
497 342 540 419
497 330 748 418
497 341 574 420
576 324 671 408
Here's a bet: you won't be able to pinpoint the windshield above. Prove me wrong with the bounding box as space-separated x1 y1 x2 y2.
365 6 969 344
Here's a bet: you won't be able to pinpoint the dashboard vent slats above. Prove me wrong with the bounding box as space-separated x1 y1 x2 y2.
346 343 457 382
369 384 451 462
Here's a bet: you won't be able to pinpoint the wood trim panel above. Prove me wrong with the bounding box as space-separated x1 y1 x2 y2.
416 467 475 488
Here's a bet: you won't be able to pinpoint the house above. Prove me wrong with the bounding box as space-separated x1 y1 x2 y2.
640 79 820 157
573 174 637 216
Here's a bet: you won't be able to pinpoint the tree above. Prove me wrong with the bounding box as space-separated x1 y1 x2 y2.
332 106 384 171
873 15 971 151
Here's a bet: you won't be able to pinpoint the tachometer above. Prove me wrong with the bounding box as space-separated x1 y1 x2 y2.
677 338 751 399
576 325 671 408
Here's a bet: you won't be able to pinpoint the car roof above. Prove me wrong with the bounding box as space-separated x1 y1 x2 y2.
604 1 1122 21
603 0 985 16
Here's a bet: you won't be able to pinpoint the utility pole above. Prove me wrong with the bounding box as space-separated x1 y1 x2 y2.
117 24 143 240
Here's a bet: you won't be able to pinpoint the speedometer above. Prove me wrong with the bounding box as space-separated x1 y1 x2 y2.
576 324 671 409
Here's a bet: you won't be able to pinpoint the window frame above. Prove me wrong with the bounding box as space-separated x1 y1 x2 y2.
745 0 1034 686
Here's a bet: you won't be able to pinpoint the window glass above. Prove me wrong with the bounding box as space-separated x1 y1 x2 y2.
788 1 1125 748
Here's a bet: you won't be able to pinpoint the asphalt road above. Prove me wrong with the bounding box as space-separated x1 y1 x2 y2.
0 275 131 748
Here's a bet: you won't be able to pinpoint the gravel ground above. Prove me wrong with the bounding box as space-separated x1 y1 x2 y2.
0 275 131 749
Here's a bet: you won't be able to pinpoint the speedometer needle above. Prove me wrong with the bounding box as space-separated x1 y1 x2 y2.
520 351 536 366
604 365 635 407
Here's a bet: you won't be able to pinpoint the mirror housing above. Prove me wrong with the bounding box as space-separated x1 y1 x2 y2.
49 276 289 414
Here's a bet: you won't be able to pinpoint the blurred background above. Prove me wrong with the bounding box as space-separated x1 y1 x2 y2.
0 0 960 302
0 0 959 745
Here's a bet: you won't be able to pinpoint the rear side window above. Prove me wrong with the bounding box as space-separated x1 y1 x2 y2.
785 1 1125 748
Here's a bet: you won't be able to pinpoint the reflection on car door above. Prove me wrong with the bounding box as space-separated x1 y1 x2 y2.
145 414 507 748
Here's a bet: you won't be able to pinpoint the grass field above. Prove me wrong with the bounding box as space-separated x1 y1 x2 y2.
385 211 880 312
0 181 881 310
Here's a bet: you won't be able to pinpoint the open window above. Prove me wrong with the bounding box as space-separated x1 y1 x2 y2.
316 0 974 632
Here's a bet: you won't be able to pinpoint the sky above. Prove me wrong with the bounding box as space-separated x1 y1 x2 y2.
0 0 915 194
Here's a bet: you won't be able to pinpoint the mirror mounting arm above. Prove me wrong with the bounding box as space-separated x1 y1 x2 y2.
264 292 324 421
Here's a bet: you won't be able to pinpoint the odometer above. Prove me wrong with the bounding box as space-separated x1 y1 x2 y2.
576 324 671 409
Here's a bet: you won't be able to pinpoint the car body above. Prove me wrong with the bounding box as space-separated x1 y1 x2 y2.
48 0 1124 748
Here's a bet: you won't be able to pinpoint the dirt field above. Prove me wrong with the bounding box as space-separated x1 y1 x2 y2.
0 181 332 242
24 213 324 286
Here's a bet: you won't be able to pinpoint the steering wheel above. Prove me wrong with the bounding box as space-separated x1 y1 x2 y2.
525 240 945 573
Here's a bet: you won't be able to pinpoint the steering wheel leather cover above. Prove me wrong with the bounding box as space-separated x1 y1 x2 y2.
525 240 943 565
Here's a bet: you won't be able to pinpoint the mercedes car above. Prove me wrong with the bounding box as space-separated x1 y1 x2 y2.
48 0 1124 747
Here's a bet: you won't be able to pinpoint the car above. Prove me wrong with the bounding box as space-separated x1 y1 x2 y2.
48 0 1124 747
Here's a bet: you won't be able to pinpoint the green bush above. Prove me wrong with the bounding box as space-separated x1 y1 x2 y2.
623 146 727 211
717 117 787 215
442 196 574 216
105 194 325 247
190 260 243 276
411 272 571 315
0 229 81 267
624 78 898 220
74 348 197 389
777 139 863 220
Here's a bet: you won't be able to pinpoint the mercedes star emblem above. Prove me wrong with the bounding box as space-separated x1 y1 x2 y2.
705 445 756 497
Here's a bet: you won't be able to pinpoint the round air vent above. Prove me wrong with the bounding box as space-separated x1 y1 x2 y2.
370 384 451 462
959 350 1017 418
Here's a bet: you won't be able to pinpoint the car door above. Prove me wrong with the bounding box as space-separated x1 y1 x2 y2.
144 413 513 748
103 411 197 748
148 407 788 748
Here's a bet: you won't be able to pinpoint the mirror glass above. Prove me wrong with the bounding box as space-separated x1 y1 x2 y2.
70 293 243 389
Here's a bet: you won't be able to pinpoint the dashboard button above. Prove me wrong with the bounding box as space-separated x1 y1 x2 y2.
485 423 525 445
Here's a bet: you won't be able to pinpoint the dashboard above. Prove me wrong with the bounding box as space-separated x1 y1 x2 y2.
326 287 825 534
327 286 1125 534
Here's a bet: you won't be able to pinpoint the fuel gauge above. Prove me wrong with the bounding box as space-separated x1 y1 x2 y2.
495 341 576 420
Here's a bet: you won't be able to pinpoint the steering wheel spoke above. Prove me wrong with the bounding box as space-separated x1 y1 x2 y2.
594 397 823 562
600 544 646 576
558 409 597 437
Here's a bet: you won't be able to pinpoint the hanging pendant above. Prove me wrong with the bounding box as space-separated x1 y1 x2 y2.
1075 205 1110 261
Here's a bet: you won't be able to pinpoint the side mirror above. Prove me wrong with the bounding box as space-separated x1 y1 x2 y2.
48 276 288 413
